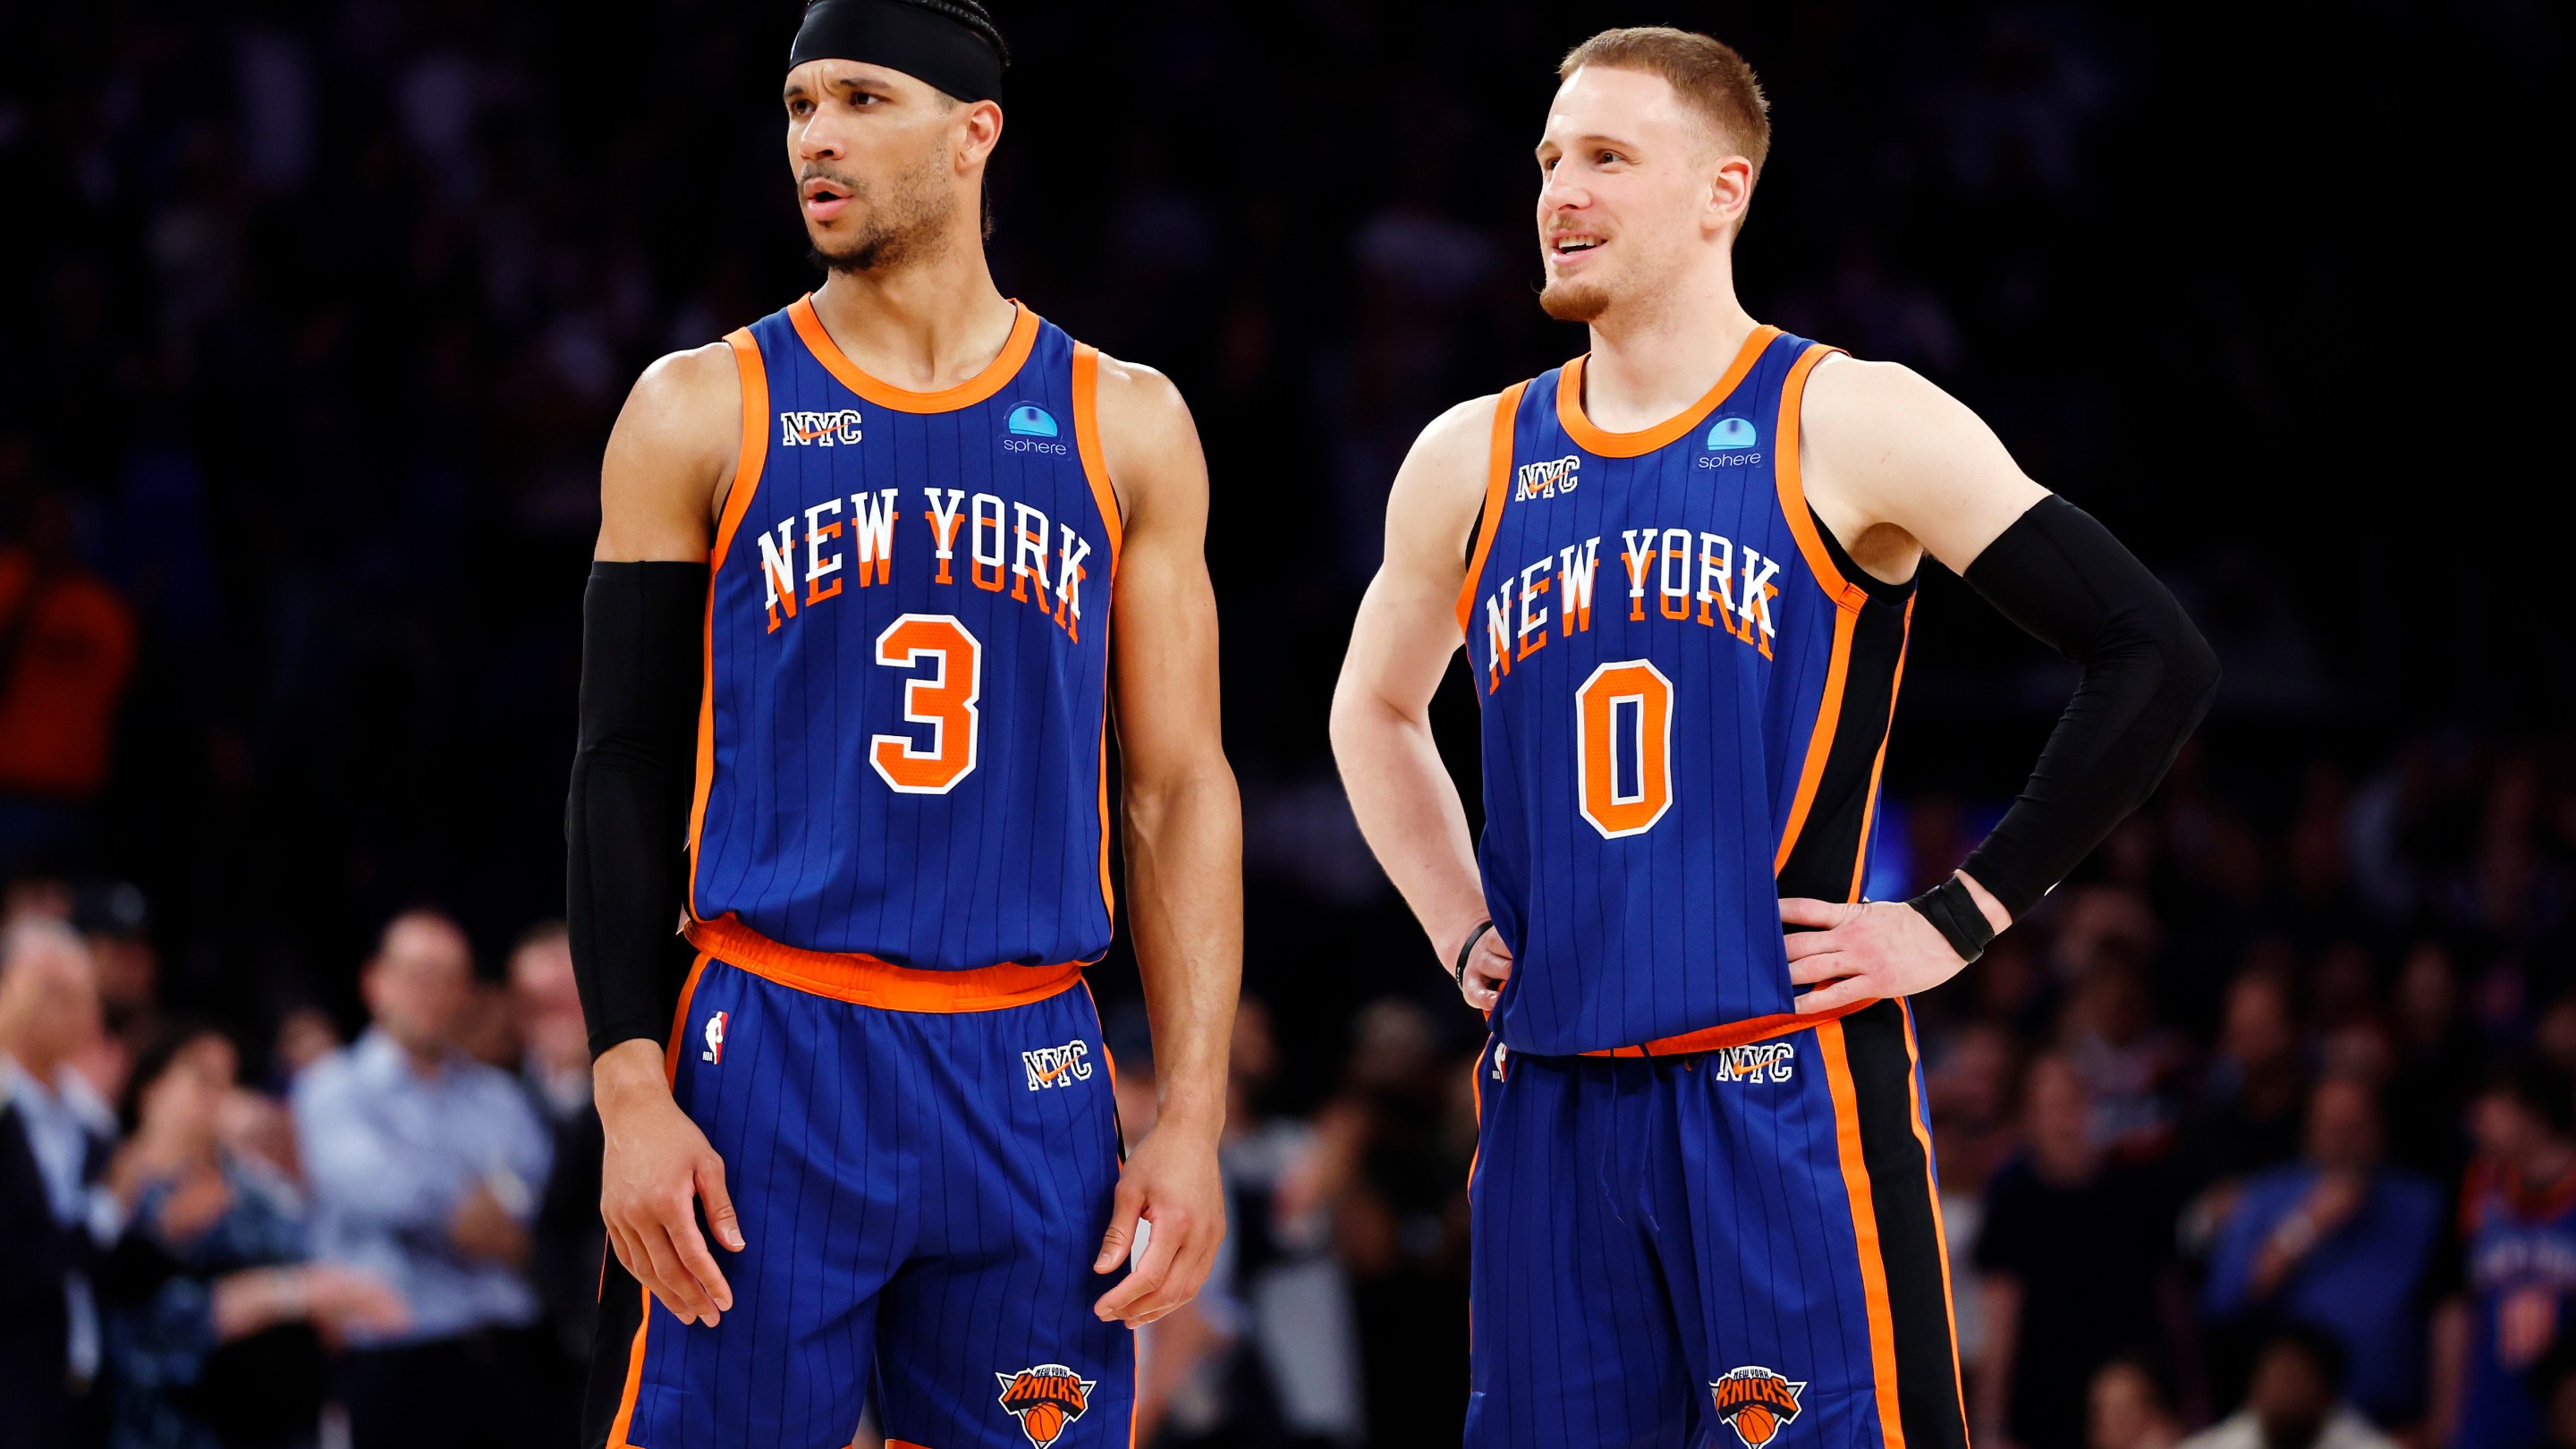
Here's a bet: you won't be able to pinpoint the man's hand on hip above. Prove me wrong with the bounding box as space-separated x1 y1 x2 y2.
596 1038 743 1327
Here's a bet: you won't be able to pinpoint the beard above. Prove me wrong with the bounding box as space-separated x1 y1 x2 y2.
805 152 955 276
1538 275 1613 323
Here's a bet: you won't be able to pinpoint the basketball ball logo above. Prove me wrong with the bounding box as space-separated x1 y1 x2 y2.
996 1363 1096 1448
1711 1366 1806 1448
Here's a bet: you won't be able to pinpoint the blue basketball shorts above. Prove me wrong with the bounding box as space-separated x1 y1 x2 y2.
1466 998 1966 1449
585 924 1132 1449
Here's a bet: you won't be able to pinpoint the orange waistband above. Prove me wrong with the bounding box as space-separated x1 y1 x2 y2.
684 916 1084 1013
1579 997 1870 1059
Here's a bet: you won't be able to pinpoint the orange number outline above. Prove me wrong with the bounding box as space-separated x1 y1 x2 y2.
1575 658 1674 839
869 614 982 794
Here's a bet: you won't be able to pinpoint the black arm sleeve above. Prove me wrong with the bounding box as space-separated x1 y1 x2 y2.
567 561 708 1058
1956 496 2220 919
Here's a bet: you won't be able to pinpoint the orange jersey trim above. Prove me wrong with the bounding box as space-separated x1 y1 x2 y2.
1555 325 1780 459
606 951 715 1449
1455 382 1530 634
1846 592 1917 902
1819 1018 1911 1449
1580 1002 1864 1059
685 332 771 922
1775 602 1861 875
786 293 1039 413
1773 343 1868 610
1069 343 1123 928
1900 1001 1972 1442
684 916 1084 1013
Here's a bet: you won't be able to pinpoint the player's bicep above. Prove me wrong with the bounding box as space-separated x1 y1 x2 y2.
1803 358 2047 573
597 343 738 564
1097 362 1225 784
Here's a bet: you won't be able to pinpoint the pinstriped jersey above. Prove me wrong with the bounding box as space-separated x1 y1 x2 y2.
687 297 1119 970
1462 326 1914 1056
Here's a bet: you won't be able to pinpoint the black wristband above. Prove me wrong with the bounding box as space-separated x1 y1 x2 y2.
1907 878 1996 964
1452 920 1495 983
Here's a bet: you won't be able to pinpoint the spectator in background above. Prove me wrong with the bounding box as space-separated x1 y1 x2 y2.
2199 1072 2443 1426
98 1022 407 1449
0 478 139 877
2441 1060 2576 1449
1977 1053 2182 1449
1 914 120 1449
508 922 597 1436
290 911 550 1449
2177 1327 2396 1449
2089 1359 2182 1449
2177 968 2308 1197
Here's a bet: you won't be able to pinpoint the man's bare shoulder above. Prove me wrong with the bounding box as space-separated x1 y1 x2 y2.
1799 353 2046 571
597 342 741 559
1384 393 1507 559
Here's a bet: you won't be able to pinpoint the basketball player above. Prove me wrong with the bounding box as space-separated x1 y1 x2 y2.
1332 27 2216 1449
564 4 1241 1446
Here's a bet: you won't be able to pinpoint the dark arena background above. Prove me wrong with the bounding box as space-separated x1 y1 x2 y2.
0 3 2566 1447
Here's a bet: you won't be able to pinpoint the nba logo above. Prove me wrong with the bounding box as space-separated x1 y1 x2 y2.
701 1011 728 1065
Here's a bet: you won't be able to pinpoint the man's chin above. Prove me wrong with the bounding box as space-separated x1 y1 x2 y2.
1538 277 1613 324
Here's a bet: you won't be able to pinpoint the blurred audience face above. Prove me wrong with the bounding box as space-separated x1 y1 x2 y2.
272 1005 342 1079
2023 1054 2098 1181
2396 942 2457 1046
509 927 586 1078
1534 65 1738 324
2222 971 2298 1070
133 1031 236 1157
2303 1075 2383 1173
360 911 472 1064
782 58 987 275
2246 1338 2337 1449
2471 1082 2575 1179
0 917 104 1077
2087 1360 2177 1449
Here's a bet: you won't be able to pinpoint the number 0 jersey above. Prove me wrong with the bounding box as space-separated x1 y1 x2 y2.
686 297 1120 971
1462 326 1915 1057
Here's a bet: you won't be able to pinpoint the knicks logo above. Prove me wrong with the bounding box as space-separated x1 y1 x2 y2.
1513 453 1580 501
996 1363 1096 1447
1711 1366 1806 1448
1022 1040 1093 1092
700 1012 727 1065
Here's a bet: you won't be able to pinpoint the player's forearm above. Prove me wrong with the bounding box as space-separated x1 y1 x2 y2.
1329 690 1487 959
1122 765 1242 1132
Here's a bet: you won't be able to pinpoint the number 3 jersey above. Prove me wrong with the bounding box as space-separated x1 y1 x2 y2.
1462 326 1916 1057
685 297 1119 971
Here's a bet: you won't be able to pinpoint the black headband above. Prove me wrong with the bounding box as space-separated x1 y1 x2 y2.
789 0 1004 104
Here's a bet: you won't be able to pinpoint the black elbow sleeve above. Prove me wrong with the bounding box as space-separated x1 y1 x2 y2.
1955 496 2218 919
568 561 709 1058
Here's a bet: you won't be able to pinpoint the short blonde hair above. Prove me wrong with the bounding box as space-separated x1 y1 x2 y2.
1560 27 1771 177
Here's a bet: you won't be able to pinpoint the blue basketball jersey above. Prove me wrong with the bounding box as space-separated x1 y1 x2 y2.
686 297 1119 970
1462 326 1915 1057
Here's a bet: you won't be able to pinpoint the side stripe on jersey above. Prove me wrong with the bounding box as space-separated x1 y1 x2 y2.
1455 382 1529 634
1820 1001 1970 1449
1070 344 1123 929
686 331 771 923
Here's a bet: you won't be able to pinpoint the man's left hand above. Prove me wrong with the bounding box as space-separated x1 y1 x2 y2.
1092 1118 1225 1327
1782 895 1979 1013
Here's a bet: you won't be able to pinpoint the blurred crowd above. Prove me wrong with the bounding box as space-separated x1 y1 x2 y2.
1 0 2565 1446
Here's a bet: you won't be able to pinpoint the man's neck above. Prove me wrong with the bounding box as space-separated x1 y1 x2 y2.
0 1042 60 1091
1579 264 1759 434
809 246 1017 394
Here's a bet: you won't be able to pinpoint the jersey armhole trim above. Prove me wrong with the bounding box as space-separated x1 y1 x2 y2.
1455 381 1529 635
687 329 767 921
1069 343 1125 574
1069 343 1121 928
1774 343 1871 611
